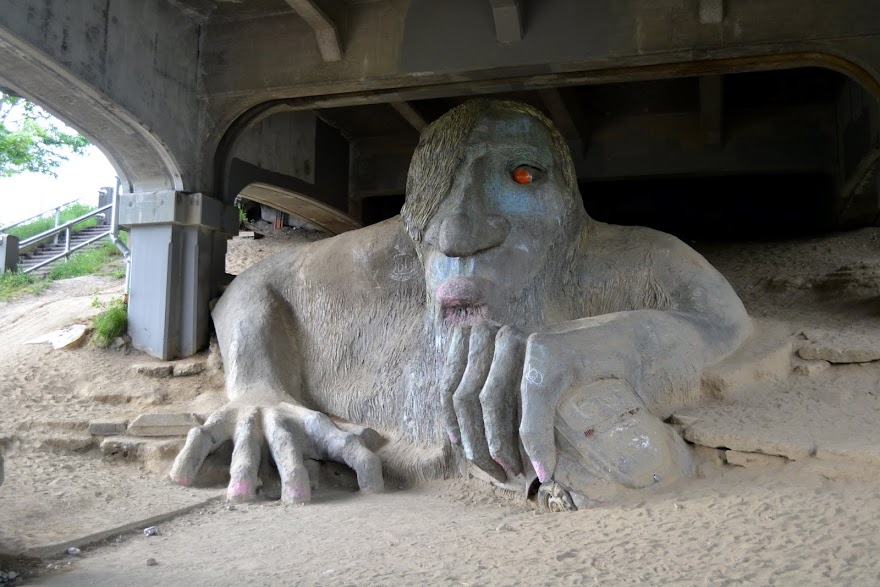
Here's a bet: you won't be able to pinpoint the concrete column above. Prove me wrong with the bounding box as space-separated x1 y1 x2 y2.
119 192 237 360
0 234 19 272
98 188 114 225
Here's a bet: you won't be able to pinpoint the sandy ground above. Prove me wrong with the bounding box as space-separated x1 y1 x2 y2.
2 223 880 584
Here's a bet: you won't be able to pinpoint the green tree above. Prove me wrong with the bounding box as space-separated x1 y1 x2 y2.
0 91 89 177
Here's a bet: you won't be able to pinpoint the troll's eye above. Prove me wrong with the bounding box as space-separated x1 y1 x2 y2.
511 166 533 185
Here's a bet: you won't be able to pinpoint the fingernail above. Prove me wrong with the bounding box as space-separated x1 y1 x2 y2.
173 475 192 487
228 480 253 497
532 460 549 483
447 431 459 445
284 481 311 504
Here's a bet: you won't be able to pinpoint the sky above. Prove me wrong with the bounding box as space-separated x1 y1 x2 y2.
0 145 118 226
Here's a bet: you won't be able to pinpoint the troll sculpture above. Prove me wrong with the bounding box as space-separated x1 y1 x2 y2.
170 99 751 509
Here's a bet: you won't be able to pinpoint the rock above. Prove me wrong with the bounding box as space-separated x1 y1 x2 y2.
146 558 158 566
132 363 173 378
669 413 700 431
6 572 17 580
235 231 255 239
172 361 205 377
143 526 159 537
725 450 789 469
798 333 880 364
128 413 201 437
109 337 126 350
38 434 95 453
682 413 815 461
793 358 831 377
88 419 128 436
25 324 90 350
66 547 81 556
692 445 726 466
816 441 880 467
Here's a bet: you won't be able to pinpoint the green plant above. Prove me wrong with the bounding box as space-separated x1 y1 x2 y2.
46 240 122 280
236 203 248 227
0 272 48 301
6 202 97 245
0 91 89 178
92 298 128 348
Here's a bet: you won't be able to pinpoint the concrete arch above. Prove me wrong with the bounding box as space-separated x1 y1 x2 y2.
209 49 880 203
0 23 183 193
239 183 362 235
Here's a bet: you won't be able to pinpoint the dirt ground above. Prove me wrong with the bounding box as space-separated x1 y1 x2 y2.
3 224 880 585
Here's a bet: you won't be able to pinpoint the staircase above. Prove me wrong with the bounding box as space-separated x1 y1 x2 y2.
19 225 111 276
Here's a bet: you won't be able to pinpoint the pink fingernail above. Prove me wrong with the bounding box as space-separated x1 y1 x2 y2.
532 460 549 483
447 431 459 445
284 480 311 503
173 475 192 487
228 480 253 497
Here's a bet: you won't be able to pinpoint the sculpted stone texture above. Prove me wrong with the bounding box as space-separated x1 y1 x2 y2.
170 99 751 506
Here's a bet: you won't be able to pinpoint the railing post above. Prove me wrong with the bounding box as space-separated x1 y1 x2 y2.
0 234 19 273
53 206 61 245
64 228 71 259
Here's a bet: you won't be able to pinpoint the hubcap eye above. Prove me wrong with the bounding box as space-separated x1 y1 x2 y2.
511 166 533 185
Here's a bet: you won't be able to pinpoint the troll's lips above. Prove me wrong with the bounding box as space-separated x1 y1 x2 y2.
434 276 484 308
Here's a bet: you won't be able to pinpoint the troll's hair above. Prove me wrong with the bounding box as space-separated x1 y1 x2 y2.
400 99 578 242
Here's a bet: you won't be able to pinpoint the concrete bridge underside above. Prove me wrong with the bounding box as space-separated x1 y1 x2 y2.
1 0 879 359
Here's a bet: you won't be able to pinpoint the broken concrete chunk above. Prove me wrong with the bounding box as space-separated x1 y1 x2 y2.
235 231 255 240
127 413 202 437
798 333 880 364
792 358 831 377
88 419 129 436
133 363 173 378
172 361 205 377
725 450 788 469
683 422 814 461
38 434 95 453
816 442 880 467
25 324 90 350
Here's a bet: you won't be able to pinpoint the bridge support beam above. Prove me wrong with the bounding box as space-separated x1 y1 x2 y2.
120 192 238 360
0 234 19 273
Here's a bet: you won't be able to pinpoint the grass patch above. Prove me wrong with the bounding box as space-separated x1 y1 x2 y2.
0 272 49 301
46 240 123 280
0 234 128 301
92 297 127 348
6 203 98 244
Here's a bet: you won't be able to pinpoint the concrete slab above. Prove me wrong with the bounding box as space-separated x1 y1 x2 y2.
797 331 880 364
132 363 173 378
725 450 789 469
172 361 205 377
25 325 90 350
126 413 202 437
88 420 128 436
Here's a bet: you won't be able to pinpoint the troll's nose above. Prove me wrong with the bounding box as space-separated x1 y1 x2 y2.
438 213 511 257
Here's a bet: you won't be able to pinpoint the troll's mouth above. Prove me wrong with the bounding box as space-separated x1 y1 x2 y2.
443 303 489 326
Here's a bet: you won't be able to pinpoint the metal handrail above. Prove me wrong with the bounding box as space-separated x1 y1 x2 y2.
0 197 84 233
22 228 112 274
18 203 112 249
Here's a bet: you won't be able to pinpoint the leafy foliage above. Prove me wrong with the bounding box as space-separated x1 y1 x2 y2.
0 91 89 177
92 297 128 348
